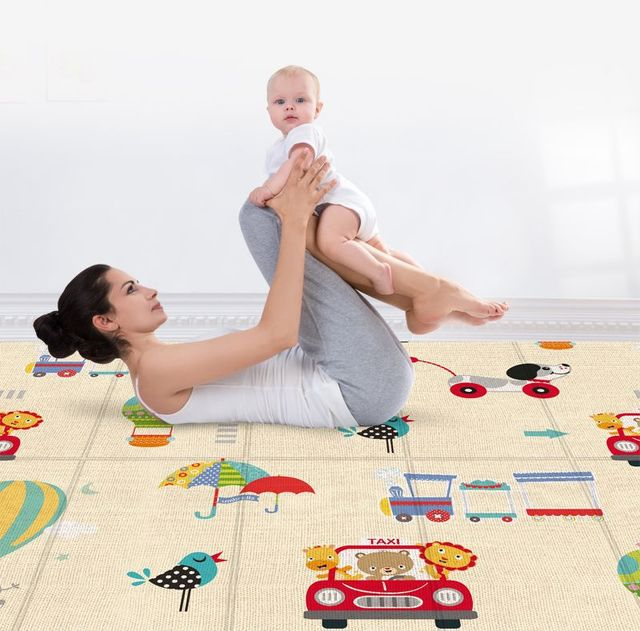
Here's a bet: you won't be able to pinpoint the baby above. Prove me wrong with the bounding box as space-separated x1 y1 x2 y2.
249 65 509 332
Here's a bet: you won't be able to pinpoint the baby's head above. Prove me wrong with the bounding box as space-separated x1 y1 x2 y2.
266 65 323 134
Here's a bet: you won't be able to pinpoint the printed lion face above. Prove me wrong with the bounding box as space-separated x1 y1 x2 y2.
420 542 476 571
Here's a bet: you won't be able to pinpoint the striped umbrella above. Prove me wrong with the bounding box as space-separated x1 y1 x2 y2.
159 458 269 520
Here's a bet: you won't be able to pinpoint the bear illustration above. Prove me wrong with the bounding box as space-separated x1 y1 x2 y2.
355 550 415 580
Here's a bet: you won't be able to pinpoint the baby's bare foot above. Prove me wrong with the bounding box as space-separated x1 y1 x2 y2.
372 262 394 295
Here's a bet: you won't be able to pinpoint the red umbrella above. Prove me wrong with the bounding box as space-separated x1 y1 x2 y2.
239 476 315 513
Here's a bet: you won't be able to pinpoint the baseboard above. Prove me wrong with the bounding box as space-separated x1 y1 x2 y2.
0 294 638 341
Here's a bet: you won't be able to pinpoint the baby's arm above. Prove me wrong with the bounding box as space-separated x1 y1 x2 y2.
265 143 314 195
250 144 314 207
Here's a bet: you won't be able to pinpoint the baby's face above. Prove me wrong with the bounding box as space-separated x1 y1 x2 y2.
267 72 322 135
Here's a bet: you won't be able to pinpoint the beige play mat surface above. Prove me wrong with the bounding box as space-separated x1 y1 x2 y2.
1 339 640 630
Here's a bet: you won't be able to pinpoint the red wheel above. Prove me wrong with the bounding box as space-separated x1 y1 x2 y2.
522 382 559 398
57 370 77 378
450 382 487 398
501 516 513 522
426 509 451 522
115 373 125 378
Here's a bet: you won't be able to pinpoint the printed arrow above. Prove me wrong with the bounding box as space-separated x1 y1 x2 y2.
524 429 568 439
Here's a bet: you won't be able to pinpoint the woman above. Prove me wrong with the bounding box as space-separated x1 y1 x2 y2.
33 151 415 428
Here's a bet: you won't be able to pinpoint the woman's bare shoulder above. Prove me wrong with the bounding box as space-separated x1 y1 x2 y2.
137 327 287 405
135 343 193 415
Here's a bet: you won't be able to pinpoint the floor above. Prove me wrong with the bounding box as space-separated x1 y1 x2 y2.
1 338 639 630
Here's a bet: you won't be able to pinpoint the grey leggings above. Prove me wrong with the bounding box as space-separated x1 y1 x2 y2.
239 199 415 426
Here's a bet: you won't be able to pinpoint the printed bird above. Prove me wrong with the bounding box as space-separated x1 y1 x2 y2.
338 415 414 454
127 550 226 612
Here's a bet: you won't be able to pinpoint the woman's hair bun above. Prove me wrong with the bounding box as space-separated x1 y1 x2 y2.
33 309 79 358
32 264 129 364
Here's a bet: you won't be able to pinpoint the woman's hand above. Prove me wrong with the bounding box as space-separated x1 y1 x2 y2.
267 150 337 226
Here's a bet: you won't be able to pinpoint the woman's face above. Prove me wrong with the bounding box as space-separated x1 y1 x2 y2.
92 267 167 340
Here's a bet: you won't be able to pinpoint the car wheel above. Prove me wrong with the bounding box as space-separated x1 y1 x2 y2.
435 619 461 629
322 620 347 629
629 460 640 467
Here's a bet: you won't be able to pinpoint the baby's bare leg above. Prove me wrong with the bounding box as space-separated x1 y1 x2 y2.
306 220 440 333
316 204 395 295
305 216 508 332
353 239 508 323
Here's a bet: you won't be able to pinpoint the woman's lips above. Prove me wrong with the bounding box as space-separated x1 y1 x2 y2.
152 304 163 311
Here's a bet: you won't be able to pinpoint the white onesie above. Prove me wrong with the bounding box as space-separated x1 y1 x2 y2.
133 328 359 429
264 122 380 242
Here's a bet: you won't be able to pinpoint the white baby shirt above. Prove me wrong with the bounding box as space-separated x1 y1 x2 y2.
264 122 380 241
133 328 359 429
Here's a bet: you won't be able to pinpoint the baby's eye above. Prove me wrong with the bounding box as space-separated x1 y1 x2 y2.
275 99 285 105
296 97 305 103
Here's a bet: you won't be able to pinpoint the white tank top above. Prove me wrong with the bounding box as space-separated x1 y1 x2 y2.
132 331 358 429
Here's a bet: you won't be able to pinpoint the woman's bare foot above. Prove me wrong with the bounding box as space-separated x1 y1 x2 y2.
405 309 444 334
372 262 394 295
444 310 506 326
453 286 509 319
412 279 509 324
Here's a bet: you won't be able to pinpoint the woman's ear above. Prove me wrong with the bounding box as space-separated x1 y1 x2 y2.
92 313 117 334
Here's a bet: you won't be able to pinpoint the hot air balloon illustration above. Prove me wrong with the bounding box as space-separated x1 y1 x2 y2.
0 480 67 559
122 395 175 447
617 544 640 597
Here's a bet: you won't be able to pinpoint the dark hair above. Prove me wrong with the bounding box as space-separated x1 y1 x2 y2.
33 264 132 364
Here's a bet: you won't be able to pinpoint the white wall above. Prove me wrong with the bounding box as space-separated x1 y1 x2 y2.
1 0 639 299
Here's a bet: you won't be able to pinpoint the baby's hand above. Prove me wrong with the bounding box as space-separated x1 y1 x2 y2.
249 186 274 207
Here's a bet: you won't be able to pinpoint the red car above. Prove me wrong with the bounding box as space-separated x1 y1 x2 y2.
304 544 477 629
607 413 640 467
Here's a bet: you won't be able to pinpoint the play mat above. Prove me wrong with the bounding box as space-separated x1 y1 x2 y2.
1 338 639 630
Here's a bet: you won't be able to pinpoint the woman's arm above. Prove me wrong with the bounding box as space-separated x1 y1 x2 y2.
139 152 336 395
